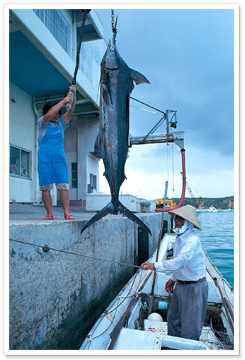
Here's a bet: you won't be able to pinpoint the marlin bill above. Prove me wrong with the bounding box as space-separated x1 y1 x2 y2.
81 32 151 235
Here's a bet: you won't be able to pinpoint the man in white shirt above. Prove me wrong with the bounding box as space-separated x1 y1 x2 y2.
141 205 208 340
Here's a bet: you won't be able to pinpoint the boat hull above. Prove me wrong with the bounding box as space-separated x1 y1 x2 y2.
80 233 234 351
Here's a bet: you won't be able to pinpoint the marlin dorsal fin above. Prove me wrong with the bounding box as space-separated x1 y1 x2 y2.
130 69 150 85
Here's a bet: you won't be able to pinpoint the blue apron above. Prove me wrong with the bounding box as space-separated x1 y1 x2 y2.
38 121 69 185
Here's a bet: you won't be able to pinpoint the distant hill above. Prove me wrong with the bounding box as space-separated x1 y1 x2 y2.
170 196 234 210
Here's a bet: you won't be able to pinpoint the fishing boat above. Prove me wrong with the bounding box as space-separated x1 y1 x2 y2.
197 205 218 213
208 205 218 212
80 231 234 351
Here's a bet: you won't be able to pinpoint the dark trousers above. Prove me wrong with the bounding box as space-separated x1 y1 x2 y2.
167 280 208 340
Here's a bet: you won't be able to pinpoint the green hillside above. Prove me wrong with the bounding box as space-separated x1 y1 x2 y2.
170 196 234 210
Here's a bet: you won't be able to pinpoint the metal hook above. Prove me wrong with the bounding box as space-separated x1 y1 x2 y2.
43 244 50 252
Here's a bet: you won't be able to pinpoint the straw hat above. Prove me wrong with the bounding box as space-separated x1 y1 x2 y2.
168 205 201 230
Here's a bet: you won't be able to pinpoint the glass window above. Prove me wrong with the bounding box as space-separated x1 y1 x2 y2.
9 145 31 179
90 174 97 192
71 162 77 188
33 9 71 54
10 146 20 175
21 150 30 177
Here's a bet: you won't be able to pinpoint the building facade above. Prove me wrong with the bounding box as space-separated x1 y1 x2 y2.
9 8 106 206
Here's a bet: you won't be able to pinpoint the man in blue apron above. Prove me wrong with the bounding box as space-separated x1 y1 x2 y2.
38 85 76 220
141 205 208 341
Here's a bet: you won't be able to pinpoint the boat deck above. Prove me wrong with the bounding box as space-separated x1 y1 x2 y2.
111 272 222 351
139 272 222 304
80 233 233 351
112 323 216 350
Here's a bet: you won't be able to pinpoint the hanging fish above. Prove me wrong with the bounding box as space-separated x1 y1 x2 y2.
81 29 151 235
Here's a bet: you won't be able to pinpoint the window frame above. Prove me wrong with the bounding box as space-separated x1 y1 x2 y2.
71 162 78 189
33 9 71 55
9 144 32 180
90 173 97 191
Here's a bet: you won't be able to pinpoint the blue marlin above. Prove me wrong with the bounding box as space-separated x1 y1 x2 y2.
81 32 151 235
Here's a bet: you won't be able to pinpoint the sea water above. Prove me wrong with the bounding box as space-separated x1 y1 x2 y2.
198 211 234 289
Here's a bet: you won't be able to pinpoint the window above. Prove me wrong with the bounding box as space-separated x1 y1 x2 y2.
90 174 97 192
10 145 31 179
71 163 77 188
33 9 71 54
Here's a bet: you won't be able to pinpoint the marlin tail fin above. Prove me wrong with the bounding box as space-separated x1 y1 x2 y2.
81 202 114 234
117 201 152 235
81 201 151 235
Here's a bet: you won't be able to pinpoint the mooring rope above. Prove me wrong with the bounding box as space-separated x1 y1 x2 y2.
9 238 144 271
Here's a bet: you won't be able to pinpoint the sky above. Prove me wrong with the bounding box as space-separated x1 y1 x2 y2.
95 5 237 201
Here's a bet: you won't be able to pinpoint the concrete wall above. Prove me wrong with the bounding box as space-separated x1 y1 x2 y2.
86 154 99 192
80 38 105 89
9 213 163 350
9 82 37 203
63 115 100 203
9 92 100 205
9 9 104 205
77 117 100 201
63 117 78 201
10 9 103 107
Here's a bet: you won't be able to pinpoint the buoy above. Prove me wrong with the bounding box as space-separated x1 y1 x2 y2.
158 301 168 310
147 312 163 322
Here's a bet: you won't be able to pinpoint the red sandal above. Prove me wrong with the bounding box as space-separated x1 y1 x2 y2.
64 214 74 220
44 215 53 220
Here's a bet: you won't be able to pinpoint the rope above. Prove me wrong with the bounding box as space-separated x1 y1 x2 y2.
87 270 143 348
130 105 161 115
130 97 165 115
9 237 153 349
9 238 143 271
72 9 91 85
9 238 233 349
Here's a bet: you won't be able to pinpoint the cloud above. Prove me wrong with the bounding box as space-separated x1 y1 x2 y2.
96 7 235 199
99 140 234 199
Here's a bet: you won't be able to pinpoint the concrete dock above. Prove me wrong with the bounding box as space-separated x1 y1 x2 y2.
8 203 163 350
9 203 93 223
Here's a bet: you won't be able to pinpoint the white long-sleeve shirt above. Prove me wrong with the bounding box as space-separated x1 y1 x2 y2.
154 228 207 282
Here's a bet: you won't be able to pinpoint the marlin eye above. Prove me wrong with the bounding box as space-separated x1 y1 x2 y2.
110 48 114 53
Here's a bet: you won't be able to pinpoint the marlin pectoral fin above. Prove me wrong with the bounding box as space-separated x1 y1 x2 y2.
104 70 113 104
108 87 113 105
117 201 152 235
93 134 102 158
81 202 115 234
103 80 113 105
130 69 150 85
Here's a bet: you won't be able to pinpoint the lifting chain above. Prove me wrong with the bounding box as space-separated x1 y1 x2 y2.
111 9 117 36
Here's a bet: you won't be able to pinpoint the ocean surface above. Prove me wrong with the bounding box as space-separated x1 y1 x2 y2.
198 211 234 289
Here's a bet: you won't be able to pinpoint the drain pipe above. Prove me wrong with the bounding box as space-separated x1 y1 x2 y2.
32 97 39 204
